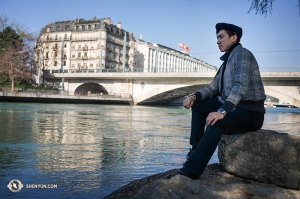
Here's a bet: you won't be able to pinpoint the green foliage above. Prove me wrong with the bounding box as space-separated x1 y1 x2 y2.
0 26 22 52
0 75 9 85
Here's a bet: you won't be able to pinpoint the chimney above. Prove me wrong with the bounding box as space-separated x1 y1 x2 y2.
102 17 111 25
117 22 122 29
140 34 142 40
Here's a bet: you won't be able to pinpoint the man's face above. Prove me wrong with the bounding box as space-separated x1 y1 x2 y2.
217 29 237 52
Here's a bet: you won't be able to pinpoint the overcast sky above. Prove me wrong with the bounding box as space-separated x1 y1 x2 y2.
1 0 299 70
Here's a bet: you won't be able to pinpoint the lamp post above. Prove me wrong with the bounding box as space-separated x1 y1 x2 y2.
100 46 102 72
122 32 127 72
61 39 65 91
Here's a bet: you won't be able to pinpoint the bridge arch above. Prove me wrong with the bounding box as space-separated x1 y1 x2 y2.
135 82 300 108
74 83 108 96
264 87 300 107
134 80 211 104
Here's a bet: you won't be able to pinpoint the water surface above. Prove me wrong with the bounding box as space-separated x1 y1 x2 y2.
0 102 299 198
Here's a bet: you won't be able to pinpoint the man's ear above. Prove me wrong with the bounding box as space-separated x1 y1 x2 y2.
231 34 238 43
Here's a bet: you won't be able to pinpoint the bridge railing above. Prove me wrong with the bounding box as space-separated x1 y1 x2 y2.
52 67 217 74
259 66 300 72
49 66 300 74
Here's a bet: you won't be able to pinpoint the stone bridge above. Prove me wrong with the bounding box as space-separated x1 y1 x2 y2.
48 72 300 107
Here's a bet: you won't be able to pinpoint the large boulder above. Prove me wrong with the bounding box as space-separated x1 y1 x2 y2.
105 164 300 199
218 129 300 190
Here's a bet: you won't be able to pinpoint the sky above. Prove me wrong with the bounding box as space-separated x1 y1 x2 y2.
1 0 299 70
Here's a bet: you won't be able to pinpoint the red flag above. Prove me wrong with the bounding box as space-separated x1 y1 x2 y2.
184 45 189 51
179 42 189 51
178 42 184 49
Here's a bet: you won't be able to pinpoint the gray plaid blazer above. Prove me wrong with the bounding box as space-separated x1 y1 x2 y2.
199 45 266 107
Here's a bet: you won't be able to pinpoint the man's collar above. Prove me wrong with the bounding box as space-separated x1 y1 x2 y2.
219 43 242 61
220 53 227 61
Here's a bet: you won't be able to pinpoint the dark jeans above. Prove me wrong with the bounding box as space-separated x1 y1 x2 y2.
182 97 264 177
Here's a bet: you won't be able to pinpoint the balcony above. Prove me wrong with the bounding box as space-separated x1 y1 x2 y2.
71 37 98 41
82 56 88 60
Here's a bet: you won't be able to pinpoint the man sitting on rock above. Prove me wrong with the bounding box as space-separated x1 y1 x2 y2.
178 23 266 179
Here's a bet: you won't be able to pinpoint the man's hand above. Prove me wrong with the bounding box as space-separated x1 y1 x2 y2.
183 96 195 109
206 112 224 126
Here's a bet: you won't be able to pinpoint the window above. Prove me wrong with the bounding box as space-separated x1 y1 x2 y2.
47 27 51 32
64 34 67 39
85 25 89 30
54 61 57 66
55 43 58 49
91 25 95 30
45 52 49 59
84 63 87 67
55 52 57 57
77 63 80 67
64 55 67 58
79 26 82 31
56 26 60 31
55 35 58 40
65 25 69 30
90 64 93 67
78 52 81 57
72 64 75 68
72 45 75 49
72 54 75 58
64 44 67 48
78 45 81 49
46 36 49 41
84 52 87 57
63 61 66 66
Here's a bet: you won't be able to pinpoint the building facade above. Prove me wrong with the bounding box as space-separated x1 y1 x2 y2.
35 17 135 85
134 39 217 73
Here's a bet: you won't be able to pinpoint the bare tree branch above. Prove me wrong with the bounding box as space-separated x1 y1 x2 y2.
248 0 300 17
0 41 32 91
248 0 275 17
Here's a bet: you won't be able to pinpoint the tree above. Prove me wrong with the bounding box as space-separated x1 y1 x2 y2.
0 40 31 92
248 0 300 17
0 15 36 91
0 26 22 52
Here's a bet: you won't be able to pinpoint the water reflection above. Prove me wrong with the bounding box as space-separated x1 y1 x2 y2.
0 103 299 198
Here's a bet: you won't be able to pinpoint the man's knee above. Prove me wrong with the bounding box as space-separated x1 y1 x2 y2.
206 125 223 137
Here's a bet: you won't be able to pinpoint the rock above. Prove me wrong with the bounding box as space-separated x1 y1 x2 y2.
218 129 300 190
104 164 300 199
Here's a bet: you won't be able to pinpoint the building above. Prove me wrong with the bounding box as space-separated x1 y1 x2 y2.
35 17 135 85
134 39 217 73
35 17 217 91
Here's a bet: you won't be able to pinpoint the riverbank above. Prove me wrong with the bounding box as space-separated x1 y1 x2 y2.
0 91 132 104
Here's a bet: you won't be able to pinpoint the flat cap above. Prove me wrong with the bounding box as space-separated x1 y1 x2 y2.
216 23 243 41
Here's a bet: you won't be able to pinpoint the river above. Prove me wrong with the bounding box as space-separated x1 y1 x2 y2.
0 102 299 198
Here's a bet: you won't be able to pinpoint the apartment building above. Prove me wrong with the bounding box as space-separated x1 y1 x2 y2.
35 17 135 77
